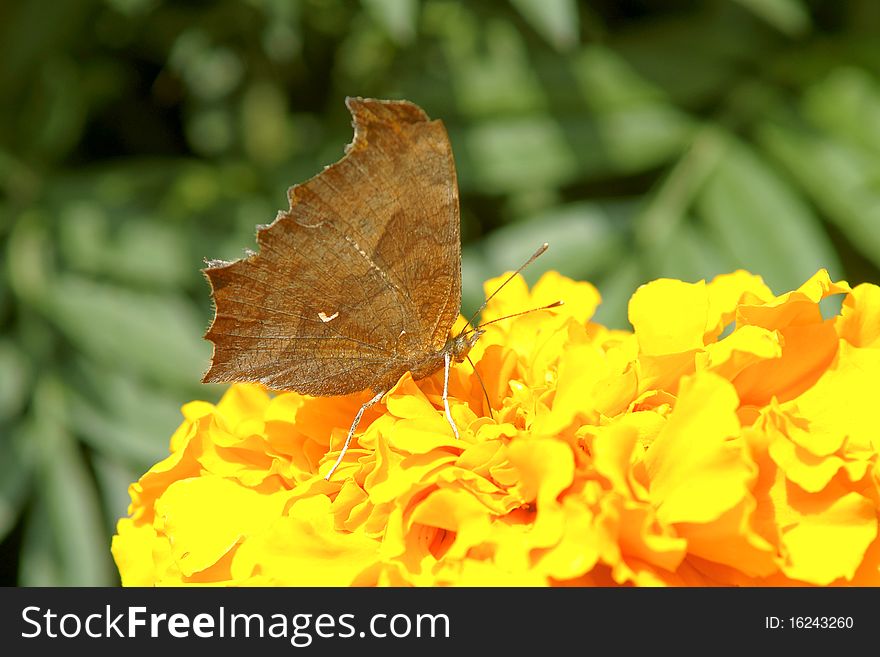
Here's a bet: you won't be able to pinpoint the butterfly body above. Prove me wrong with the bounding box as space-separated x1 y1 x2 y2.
404 328 484 386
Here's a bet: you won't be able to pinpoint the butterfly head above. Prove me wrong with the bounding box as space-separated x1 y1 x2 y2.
447 328 484 363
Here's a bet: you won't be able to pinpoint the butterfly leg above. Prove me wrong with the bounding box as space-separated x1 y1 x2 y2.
443 351 460 440
324 389 386 480
465 353 494 421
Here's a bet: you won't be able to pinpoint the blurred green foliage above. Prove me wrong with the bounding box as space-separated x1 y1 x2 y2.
2 0 880 585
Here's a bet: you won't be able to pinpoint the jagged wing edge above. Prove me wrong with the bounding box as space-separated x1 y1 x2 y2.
200 97 435 384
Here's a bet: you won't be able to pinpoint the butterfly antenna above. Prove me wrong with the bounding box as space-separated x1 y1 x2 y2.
472 300 564 331
463 242 549 330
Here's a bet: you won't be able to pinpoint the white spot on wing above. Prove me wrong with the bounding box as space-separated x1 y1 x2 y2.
318 311 339 323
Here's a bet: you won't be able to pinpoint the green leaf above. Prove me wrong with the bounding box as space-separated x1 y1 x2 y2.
457 108 692 195
446 19 548 118
58 203 191 289
656 219 737 284
92 453 142 538
697 138 841 292
0 148 40 200
0 339 29 422
106 219 191 289
6 212 53 305
611 10 768 107
462 201 627 318
18 497 62 586
44 274 209 388
589 106 694 173
20 55 86 163
492 202 626 279
800 67 880 158
509 0 580 51
759 121 880 270
461 249 495 321
0 0 88 111
635 125 728 254
241 82 294 165
26 377 116 586
460 116 578 194
570 46 668 112
361 0 418 45
594 260 643 331
0 425 32 542
730 0 811 37
64 359 197 467
168 31 243 102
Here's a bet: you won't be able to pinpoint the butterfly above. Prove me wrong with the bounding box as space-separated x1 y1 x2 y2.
202 97 553 479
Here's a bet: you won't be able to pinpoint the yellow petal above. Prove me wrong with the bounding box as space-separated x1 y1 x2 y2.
386 373 436 419
836 283 880 348
785 340 880 455
507 438 575 551
481 272 531 324
616 501 687 573
699 325 783 381
434 467 519 516
507 438 574 508
537 343 636 435
368 448 457 505
332 484 375 531
645 372 752 525
130 419 204 524
533 496 601 580
456 439 508 476
768 430 847 493
214 383 270 433
705 270 773 340
636 351 700 395
590 424 640 498
780 491 877 585
441 557 548 586
231 496 381 586
531 271 601 325
111 519 163 586
173 402 212 451
794 268 850 303
153 476 290 576
116 268 880 588
629 278 709 355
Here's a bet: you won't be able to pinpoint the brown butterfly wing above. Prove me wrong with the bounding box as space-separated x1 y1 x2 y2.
202 98 461 396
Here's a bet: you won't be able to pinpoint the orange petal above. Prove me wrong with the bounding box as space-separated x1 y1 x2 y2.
410 487 492 559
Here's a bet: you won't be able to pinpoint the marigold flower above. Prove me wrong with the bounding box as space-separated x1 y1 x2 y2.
112 269 880 586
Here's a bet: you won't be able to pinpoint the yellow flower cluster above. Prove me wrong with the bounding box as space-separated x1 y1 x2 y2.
112 270 880 586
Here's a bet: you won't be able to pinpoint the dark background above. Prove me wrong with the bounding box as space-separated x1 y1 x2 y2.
2 0 879 585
